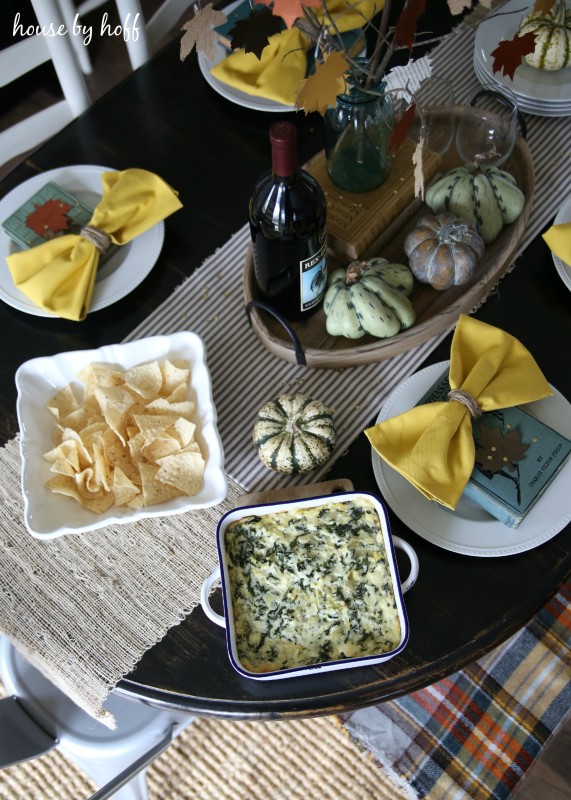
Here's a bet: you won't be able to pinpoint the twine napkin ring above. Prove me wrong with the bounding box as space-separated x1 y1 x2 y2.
447 388 482 419
80 225 111 254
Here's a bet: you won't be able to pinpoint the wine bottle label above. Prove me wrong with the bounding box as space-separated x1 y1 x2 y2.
300 242 327 312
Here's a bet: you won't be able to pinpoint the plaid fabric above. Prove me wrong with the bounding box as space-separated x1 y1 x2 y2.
342 577 571 799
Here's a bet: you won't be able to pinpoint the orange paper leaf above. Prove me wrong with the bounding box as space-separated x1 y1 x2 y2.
490 32 537 80
393 0 427 51
26 199 72 237
295 51 348 116
180 3 228 62
263 0 321 29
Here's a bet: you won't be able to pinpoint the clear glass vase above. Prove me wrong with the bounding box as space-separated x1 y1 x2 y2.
324 73 395 193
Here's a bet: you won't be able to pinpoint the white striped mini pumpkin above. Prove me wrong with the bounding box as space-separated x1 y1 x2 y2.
519 1 571 71
253 394 337 474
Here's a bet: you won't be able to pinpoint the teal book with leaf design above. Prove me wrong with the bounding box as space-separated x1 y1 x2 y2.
417 370 571 529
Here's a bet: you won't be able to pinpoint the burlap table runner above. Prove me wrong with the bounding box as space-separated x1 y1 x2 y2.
0 435 243 728
1 7 569 728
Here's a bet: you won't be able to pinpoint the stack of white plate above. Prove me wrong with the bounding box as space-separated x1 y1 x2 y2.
473 0 571 117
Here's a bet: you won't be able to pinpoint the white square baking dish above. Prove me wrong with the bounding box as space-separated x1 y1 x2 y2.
201 491 419 680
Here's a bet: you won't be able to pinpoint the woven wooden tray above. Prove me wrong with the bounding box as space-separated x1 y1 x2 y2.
244 114 535 369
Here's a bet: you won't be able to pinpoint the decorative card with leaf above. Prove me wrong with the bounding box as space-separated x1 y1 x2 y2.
2 182 94 251
417 370 571 529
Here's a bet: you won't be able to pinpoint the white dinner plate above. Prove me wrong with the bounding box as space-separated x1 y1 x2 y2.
551 192 571 291
197 0 295 112
372 361 571 557
0 165 165 317
474 0 571 113
473 58 571 117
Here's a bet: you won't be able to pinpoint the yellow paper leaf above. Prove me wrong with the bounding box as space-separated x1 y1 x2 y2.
180 3 227 62
295 51 348 116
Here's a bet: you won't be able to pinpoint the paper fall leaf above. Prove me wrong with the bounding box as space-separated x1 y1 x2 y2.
393 0 427 51
180 3 227 62
230 6 283 58
475 425 529 474
295 50 348 115
26 199 72 237
383 55 433 96
259 0 321 29
413 138 425 199
447 0 471 14
490 32 537 79
388 101 416 155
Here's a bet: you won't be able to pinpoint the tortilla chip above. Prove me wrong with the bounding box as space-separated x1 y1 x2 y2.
155 450 205 496
124 361 163 399
165 383 188 403
78 363 124 400
142 436 181 463
47 385 79 420
171 418 196 448
160 359 190 396
112 467 141 506
132 414 179 443
95 385 135 442
46 474 114 513
139 463 183 506
145 399 196 420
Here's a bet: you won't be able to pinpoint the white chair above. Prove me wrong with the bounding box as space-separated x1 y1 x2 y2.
0 637 194 800
59 0 193 73
0 0 92 168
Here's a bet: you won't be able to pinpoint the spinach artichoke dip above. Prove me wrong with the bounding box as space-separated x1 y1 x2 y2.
224 497 402 673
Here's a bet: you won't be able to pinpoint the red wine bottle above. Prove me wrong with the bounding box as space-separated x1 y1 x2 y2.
249 121 328 322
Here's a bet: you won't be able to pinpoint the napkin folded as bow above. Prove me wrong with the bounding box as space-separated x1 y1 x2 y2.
6 169 182 322
542 222 571 266
211 0 379 106
365 314 553 510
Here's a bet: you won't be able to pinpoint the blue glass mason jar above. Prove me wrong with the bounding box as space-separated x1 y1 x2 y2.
324 63 395 193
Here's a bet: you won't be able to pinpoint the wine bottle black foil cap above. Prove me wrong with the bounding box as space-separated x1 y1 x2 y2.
269 121 297 177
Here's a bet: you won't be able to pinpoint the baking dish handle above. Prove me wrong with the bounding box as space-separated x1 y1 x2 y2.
392 536 419 593
200 566 226 627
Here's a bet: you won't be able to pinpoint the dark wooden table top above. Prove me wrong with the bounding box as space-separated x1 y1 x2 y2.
1 4 570 720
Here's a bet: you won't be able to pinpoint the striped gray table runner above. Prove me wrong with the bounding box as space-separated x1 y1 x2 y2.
125 16 570 497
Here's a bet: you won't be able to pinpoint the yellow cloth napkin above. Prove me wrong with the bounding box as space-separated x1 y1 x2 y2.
543 222 571 266
212 27 309 105
211 0 380 105
6 169 182 322
365 314 553 510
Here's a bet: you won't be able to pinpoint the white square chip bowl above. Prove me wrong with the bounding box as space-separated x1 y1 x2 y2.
201 491 419 681
15 332 227 538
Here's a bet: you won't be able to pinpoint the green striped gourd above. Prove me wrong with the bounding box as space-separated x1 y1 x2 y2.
519 1 571 71
253 394 337 474
424 164 525 244
323 258 415 339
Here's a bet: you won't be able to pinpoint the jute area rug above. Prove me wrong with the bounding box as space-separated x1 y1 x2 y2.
0 683 407 800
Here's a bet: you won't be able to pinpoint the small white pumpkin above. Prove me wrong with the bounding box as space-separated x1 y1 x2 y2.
519 0 571 72
323 258 415 340
253 394 337 474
